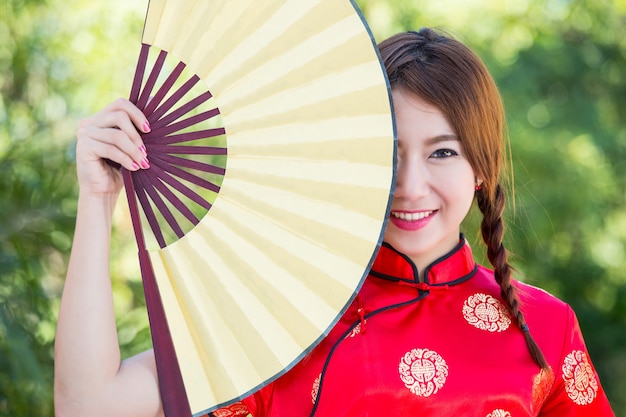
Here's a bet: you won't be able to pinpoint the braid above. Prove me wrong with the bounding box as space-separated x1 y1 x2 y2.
477 184 549 370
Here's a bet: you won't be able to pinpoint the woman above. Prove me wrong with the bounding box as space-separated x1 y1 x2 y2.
54 28 615 417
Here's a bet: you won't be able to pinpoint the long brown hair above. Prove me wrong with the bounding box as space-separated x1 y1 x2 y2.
379 28 549 370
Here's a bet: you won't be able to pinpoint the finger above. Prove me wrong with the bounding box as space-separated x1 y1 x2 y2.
96 98 151 144
106 98 152 134
90 139 142 172
93 127 151 170
86 110 148 157
79 125 149 171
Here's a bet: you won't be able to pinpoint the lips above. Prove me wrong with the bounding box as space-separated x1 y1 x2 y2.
389 210 436 231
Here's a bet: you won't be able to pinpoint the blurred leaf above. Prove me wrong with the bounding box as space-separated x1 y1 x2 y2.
1 0 624 415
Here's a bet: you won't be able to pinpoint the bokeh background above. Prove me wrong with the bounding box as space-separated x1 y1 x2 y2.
1 0 624 415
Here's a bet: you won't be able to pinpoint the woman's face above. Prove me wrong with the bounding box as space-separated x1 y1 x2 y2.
384 89 477 271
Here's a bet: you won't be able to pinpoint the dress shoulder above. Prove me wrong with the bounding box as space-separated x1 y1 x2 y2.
511 280 615 416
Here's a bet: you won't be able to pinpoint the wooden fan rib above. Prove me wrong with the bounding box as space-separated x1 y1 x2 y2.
123 167 192 416
221 186 377 276
227 87 392 134
129 43 150 103
146 108 222 141
149 157 215 209
135 172 184 242
206 207 342 331
155 0 196 54
132 1 395 415
230 114 392 147
143 60 187 116
141 174 187 244
133 174 167 248
226 177 384 246
225 60 385 125
147 128 225 147
143 164 201 227
222 32 380 119
188 0 259 80
137 50 168 111
204 198 352 307
230 169 380 221
154 153 225 175
152 88 212 131
201 1 321 90
158 161 221 195
228 157 392 190
149 73 200 126
178 222 315 371
141 0 167 46
148 256 221 413
222 8 357 106
209 198 359 314
151 144 226 157
158 235 289 402
164 0 231 68
172 232 295 366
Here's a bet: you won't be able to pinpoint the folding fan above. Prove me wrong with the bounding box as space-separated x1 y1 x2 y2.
121 0 396 416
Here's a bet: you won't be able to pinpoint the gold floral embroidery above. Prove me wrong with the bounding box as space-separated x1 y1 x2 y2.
562 350 598 405
463 293 511 332
311 374 321 404
532 367 555 412
486 410 511 417
212 401 250 417
399 348 448 397
346 321 365 338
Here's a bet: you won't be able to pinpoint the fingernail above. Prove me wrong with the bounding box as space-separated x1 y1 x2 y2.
140 158 150 169
143 121 151 133
139 145 147 156
132 162 140 171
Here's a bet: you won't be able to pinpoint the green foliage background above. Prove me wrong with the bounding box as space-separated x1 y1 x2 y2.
1 0 624 415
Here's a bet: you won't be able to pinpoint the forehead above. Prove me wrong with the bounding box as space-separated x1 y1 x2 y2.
392 89 456 143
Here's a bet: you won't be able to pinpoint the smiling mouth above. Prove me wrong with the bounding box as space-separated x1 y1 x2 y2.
391 210 435 221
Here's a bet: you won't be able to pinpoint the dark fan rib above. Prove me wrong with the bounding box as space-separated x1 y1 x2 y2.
143 61 187 116
124 45 197 417
150 157 217 207
129 43 150 103
143 164 201 226
137 50 168 111
133 173 167 248
146 108 221 140
150 145 227 157
140 174 186 242
155 153 226 175
150 75 201 126
155 91 213 129
127 45 227 249
148 129 227 148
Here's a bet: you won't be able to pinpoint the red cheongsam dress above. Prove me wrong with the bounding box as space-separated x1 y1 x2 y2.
210 237 615 417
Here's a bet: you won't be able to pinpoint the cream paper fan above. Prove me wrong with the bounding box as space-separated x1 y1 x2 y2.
120 1 396 415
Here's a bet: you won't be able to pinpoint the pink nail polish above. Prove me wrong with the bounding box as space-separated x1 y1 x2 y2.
140 158 150 169
132 162 140 171
139 145 147 155
143 121 151 133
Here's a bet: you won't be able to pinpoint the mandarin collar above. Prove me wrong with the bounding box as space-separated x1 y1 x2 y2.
369 236 477 286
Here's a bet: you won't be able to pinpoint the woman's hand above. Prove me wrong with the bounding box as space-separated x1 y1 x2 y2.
76 98 151 195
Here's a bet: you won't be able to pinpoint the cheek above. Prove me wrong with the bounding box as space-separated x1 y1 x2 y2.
438 166 476 205
440 168 474 186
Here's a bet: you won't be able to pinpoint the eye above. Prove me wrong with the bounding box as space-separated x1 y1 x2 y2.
431 148 458 158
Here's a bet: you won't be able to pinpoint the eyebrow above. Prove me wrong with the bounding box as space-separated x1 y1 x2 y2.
425 134 459 145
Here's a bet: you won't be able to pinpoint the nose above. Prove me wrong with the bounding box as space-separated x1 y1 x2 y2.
394 154 429 201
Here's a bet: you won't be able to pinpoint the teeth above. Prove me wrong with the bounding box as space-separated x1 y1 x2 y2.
392 211 433 221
